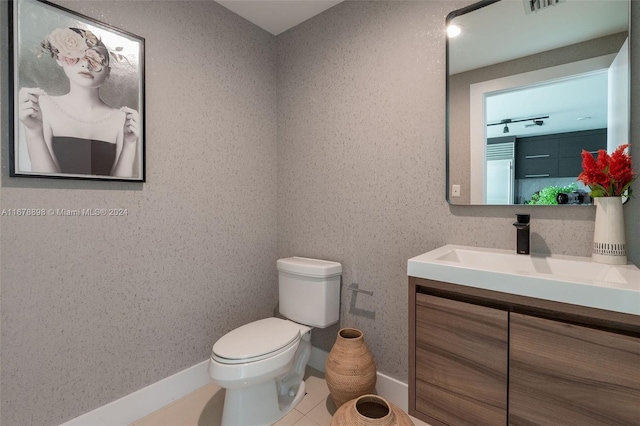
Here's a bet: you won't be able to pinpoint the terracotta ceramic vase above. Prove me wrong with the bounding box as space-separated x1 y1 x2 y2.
331 394 414 426
325 328 376 408
592 196 627 265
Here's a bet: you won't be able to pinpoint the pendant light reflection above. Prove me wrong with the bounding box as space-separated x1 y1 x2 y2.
447 24 461 38
501 118 512 134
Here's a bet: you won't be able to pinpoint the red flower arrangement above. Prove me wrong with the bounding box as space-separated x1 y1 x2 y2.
577 144 637 197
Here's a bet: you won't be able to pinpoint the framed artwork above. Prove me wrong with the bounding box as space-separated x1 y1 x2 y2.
9 0 145 181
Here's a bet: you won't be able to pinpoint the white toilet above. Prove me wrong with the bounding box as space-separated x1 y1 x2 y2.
208 257 342 426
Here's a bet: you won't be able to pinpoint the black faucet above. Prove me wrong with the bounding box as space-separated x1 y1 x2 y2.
513 214 530 255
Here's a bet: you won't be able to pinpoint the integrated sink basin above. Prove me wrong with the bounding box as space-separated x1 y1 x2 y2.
408 245 640 316
435 246 632 284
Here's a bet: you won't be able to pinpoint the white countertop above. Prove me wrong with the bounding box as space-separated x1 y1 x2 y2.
408 245 640 316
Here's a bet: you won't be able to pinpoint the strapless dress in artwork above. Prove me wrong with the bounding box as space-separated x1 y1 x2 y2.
52 137 116 176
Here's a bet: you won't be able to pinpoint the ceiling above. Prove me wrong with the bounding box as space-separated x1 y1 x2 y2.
449 0 628 75
485 71 610 139
214 0 344 35
449 0 629 138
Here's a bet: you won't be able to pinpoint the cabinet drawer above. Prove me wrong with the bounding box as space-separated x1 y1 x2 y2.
558 133 606 158
415 294 508 426
517 139 558 158
558 157 583 177
509 313 640 425
557 133 606 177
515 158 558 179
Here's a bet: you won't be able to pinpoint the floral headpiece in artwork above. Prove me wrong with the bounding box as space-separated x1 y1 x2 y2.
39 27 129 71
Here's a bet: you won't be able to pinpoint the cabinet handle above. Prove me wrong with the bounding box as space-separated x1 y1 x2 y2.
525 174 550 178
589 150 599 154
525 154 550 159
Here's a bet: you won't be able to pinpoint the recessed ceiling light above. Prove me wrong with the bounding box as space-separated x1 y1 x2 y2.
447 24 461 38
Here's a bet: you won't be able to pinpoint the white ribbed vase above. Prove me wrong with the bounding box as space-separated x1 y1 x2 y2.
592 197 627 265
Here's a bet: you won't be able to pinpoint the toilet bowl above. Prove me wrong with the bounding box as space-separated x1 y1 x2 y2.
208 317 312 426
208 257 342 426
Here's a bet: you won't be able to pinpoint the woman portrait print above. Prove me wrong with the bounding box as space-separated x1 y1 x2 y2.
18 27 140 178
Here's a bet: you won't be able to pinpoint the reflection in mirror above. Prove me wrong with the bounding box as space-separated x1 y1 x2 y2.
446 0 630 205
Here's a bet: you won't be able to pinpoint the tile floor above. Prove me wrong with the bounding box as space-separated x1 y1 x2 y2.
131 367 431 426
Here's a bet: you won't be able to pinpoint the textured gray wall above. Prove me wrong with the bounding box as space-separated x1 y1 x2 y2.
277 0 639 382
0 1 277 425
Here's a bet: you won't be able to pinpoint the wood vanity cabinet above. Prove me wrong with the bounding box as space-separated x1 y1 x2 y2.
409 277 640 426
414 294 508 426
509 313 640 425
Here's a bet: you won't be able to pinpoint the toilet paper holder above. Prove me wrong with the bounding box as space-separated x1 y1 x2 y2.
349 282 373 296
349 283 375 319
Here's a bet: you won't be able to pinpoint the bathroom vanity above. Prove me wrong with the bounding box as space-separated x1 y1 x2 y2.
407 245 640 426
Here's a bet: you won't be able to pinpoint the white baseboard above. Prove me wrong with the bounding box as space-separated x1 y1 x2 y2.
374 371 409 412
61 347 409 425
309 347 409 412
60 360 211 426
308 345 329 372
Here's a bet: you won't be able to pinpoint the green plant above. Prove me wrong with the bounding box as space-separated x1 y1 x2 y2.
527 183 578 205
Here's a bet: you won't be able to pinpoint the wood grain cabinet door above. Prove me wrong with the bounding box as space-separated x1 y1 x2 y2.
509 313 640 426
415 294 508 426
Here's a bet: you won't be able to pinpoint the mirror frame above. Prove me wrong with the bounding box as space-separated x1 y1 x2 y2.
445 0 631 206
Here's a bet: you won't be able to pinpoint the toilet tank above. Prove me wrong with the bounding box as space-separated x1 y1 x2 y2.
277 257 342 328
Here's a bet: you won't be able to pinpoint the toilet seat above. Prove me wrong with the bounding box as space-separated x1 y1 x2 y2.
212 318 301 364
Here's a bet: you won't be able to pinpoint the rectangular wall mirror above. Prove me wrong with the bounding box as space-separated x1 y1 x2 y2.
446 0 630 205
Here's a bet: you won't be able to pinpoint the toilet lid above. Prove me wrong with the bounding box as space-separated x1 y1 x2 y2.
212 317 301 362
